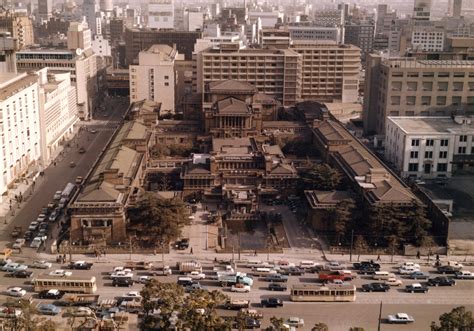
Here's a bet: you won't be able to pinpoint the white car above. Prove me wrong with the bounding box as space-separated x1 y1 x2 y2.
455 271 474 279
138 276 151 284
110 267 132 275
447 261 464 269
70 307 93 317
387 313 415 324
2 263 28 273
29 260 52 269
12 239 26 249
48 269 72 277
28 222 39 231
326 261 345 270
230 284 251 293
187 271 206 280
399 266 420 275
400 262 420 269
286 317 305 328
6 287 26 297
111 271 134 279
124 291 141 298
385 277 403 286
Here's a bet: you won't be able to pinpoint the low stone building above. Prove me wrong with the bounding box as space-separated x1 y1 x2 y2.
304 190 353 232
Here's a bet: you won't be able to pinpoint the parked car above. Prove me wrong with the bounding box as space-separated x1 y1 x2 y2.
48 209 60 222
286 317 305 328
361 283 390 292
437 265 460 274
37 303 60 315
268 283 287 291
240 318 261 329
185 283 203 293
187 271 206 280
38 289 64 299
78 147 86 154
75 176 84 184
138 276 151 284
408 271 430 280
12 239 26 249
326 261 345 270
455 271 474 279
405 283 429 293
261 298 283 308
400 262 420 269
28 222 39 231
353 261 380 270
53 191 62 201
48 269 72 277
30 236 46 248
427 277 456 287
8 270 33 278
69 307 93 317
385 277 403 286
2 263 28 273
264 274 289 282
29 260 52 269
387 313 415 324
358 266 378 275
68 261 93 270
6 287 26 297
230 284 251 293
112 278 134 287
281 267 304 276
399 266 420 275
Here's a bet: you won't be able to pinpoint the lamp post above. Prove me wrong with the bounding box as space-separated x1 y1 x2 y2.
349 230 354 262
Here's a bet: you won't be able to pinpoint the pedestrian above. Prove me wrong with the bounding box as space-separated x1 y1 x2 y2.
436 254 440 261
103 250 106 257
18 247 22 254
254 250 257 256
377 254 381 261
416 251 421 259
53 162 56 167
190 247 193 255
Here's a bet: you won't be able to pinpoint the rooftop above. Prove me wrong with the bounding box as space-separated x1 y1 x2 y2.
0 73 37 102
382 58 474 68
216 97 251 115
388 116 474 135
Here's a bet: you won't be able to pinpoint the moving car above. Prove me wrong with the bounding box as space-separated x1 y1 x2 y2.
138 276 151 284
240 318 261 329
12 239 25 249
361 283 390 292
281 267 304 276
268 283 287 291
69 261 93 270
6 287 26 297
353 261 380 270
399 266 420 275
437 265 460 274
230 284 251 293
39 289 64 299
427 277 456 286
2 263 28 273
37 304 60 315
326 261 345 271
8 270 33 278
264 274 289 282
387 313 415 324
286 317 305 328
405 283 429 293
48 269 72 277
385 277 403 286
261 298 283 308
112 278 134 287
408 271 430 280
455 271 474 279
400 262 420 269
48 209 60 222
29 260 52 269
187 271 206 280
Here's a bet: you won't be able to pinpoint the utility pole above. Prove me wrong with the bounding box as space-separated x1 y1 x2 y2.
349 229 354 262
129 237 132 260
238 233 241 261
377 301 383 331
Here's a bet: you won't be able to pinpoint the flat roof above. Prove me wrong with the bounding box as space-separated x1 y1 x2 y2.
388 116 474 135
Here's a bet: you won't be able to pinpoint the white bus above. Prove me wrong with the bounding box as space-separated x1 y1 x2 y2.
290 284 356 302
33 275 97 294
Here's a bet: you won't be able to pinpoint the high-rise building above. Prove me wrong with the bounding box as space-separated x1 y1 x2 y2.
0 11 34 49
67 22 92 51
449 0 463 16
83 0 99 36
314 9 344 27
288 25 342 43
363 55 474 135
0 32 16 73
129 44 183 113
148 0 174 29
0 72 41 197
38 0 53 21
344 21 375 62
413 0 432 21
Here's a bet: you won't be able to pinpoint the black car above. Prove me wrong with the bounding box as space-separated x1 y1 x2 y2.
112 278 134 287
39 289 64 299
237 318 261 329
361 283 390 292
285 267 304 276
175 238 189 250
353 261 381 270
69 262 93 270
9 270 33 278
39 223 49 231
268 283 287 291
437 266 459 274
23 231 33 241
427 277 456 286
358 266 378 275
261 298 283 308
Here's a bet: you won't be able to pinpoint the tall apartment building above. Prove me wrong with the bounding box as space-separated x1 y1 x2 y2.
0 32 16 73
38 0 53 22
363 55 474 135
411 27 445 52
0 72 41 198
260 28 291 49
109 19 125 46
196 45 302 107
385 116 474 178
67 22 92 51
413 0 432 21
291 42 361 103
344 21 375 61
148 0 174 29
130 44 183 113
0 11 34 49
83 0 99 36
124 27 202 63
37 68 78 166
288 25 342 43
313 9 344 27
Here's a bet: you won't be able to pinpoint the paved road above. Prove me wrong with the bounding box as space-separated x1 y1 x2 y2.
0 97 129 249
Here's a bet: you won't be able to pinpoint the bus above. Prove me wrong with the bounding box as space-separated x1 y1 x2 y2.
61 182 76 200
290 284 356 302
33 276 97 294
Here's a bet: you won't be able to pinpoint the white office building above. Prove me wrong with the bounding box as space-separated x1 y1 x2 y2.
288 25 342 43
148 0 174 29
385 116 474 178
130 44 183 113
91 35 111 57
0 72 41 198
411 29 445 52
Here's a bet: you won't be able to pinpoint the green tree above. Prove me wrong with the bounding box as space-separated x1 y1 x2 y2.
312 322 329 331
331 199 356 244
406 200 432 246
430 306 474 331
300 163 343 191
128 193 190 245
150 144 171 158
265 317 287 331
3 300 58 331
353 235 368 261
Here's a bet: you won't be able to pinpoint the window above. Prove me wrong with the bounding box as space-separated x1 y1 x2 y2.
164 82 169 86
421 96 431 105
437 82 448 91
407 82 418 91
439 151 448 158
425 151 433 158
164 76 169 80
422 82 433 91
408 163 419 171
458 146 466 154
410 151 419 158
460 135 467 142
411 139 420 146
437 96 447 106
426 139 434 146
452 96 462 106
391 96 400 105
423 72 434 77
440 139 449 147
437 163 447 172
406 96 416 105
453 82 464 91
438 72 449 78
391 82 402 91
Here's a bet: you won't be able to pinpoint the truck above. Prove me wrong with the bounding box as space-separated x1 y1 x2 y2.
124 261 153 271
58 294 100 307
219 273 254 287
224 299 249 310
177 261 202 274
318 271 346 282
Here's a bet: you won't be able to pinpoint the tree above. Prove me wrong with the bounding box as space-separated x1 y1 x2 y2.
299 163 343 191
353 235 368 261
331 199 356 244
128 193 190 246
3 300 58 331
431 306 474 331
150 144 171 158
406 200 432 246
265 317 287 331
140 280 231 330
311 322 329 331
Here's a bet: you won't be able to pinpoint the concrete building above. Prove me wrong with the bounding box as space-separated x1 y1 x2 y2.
83 0 99 36
314 9 344 27
248 11 282 28
288 25 342 43
124 27 202 63
38 0 53 22
0 72 41 198
363 55 474 135
411 27 445 52
291 41 361 103
344 21 375 61
129 44 183 113
385 116 474 178
260 28 291 49
92 34 111 57
37 69 78 167
413 0 432 21
148 0 174 29
0 32 17 73
0 11 34 49
449 0 463 17
186 10 205 32
67 22 92 51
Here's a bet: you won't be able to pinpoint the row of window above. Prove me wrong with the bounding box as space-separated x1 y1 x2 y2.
392 71 471 78
411 139 449 146
408 163 447 172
